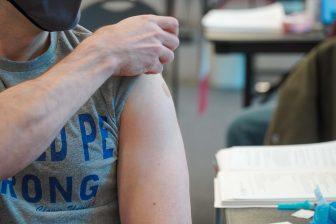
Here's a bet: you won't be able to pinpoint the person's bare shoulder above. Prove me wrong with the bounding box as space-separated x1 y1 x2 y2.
121 73 181 147
123 74 175 119
118 74 191 224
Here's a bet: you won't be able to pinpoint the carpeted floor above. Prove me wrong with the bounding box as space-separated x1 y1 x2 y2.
177 85 241 224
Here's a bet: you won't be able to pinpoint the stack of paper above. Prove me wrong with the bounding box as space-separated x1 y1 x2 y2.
215 141 336 208
202 3 285 38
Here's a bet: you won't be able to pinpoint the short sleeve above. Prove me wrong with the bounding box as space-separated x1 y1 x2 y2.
100 76 139 126
64 25 139 126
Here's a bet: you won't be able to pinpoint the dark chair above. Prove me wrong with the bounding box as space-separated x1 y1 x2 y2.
80 0 158 31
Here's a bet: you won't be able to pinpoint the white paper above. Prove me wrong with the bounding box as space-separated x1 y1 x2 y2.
291 209 315 219
216 141 336 172
214 178 223 208
202 3 284 34
214 141 336 208
218 171 336 201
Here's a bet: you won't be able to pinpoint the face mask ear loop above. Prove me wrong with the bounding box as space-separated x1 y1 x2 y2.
7 0 48 30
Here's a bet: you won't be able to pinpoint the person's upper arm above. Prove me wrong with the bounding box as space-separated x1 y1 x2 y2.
118 74 191 224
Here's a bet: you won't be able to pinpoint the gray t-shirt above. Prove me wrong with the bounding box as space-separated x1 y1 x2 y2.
0 26 138 223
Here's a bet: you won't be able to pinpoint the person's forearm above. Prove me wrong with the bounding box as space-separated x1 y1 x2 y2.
0 14 180 179
0 46 114 179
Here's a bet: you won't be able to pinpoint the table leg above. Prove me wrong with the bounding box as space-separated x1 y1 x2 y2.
244 53 255 107
171 48 180 112
202 0 209 14
166 0 175 16
165 0 179 112
215 208 224 224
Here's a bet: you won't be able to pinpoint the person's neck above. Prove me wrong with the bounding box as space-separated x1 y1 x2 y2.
0 1 50 61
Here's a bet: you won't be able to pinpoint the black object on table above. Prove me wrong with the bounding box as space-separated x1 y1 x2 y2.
206 31 325 107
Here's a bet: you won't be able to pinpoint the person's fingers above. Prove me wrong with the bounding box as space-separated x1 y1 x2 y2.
145 58 163 74
159 45 174 65
145 44 173 75
153 15 179 35
157 30 180 51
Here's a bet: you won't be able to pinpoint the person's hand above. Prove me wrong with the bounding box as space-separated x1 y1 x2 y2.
82 15 180 76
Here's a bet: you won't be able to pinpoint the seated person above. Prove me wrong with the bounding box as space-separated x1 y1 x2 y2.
226 100 276 147
0 1 191 223
227 24 336 147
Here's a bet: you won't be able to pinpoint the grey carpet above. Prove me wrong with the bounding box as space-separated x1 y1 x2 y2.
177 85 241 224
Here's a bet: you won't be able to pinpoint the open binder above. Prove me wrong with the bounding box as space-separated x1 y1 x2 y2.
215 141 336 208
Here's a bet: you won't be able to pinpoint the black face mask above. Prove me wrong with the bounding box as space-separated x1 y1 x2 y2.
8 0 82 31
